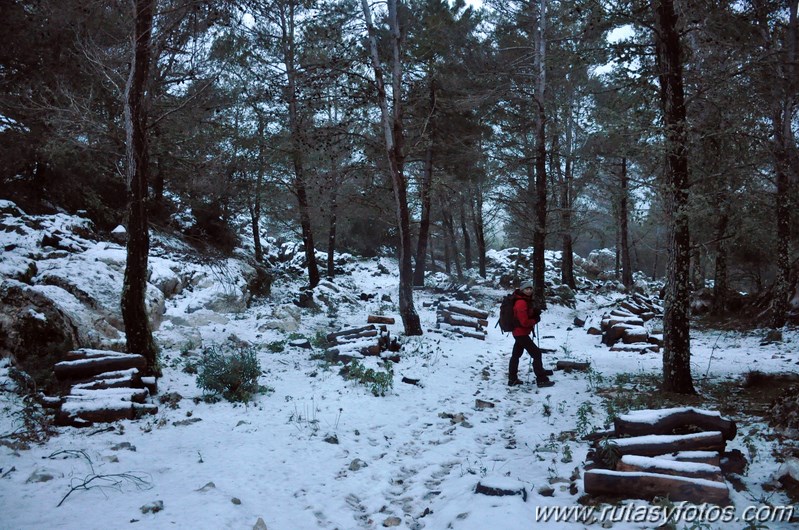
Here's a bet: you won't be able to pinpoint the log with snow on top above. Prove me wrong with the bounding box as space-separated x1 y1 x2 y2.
583 469 729 505
614 407 737 441
652 451 721 466
438 301 489 320
604 431 726 457
367 315 395 325
326 325 377 344
439 310 488 330
438 322 486 340
54 351 147 381
616 455 723 481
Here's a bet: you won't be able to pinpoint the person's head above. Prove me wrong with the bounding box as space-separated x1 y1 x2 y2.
519 280 533 294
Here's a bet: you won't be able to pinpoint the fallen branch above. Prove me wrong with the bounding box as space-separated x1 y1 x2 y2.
58 472 153 507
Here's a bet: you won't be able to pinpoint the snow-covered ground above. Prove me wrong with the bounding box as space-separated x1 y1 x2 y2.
1 210 798 529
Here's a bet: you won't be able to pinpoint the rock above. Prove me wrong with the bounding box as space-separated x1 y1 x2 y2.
231 497 241 505
349 459 368 471
573 317 586 327
475 480 528 501
383 516 402 527
764 329 783 343
324 434 339 444
259 304 301 333
537 486 555 497
26 470 58 483
253 517 268 530
110 225 127 244
196 481 216 492
475 399 495 409
140 500 164 514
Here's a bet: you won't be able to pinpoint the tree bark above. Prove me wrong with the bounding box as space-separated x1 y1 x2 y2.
654 0 694 394
361 0 422 335
561 104 576 289
532 0 548 306
460 202 472 270
413 75 436 286
471 181 487 278
711 212 729 313
279 0 320 289
770 1 797 328
619 157 633 289
121 0 159 377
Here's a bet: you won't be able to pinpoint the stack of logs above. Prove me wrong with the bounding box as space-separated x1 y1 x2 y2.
51 349 158 427
588 294 663 353
436 301 490 340
584 407 737 505
325 316 401 364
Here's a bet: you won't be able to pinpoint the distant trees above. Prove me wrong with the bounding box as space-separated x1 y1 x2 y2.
3 0 799 347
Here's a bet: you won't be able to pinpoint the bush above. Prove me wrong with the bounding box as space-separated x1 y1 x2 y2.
342 360 394 396
196 347 262 403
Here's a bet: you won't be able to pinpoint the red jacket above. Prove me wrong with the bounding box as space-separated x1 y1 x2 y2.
512 291 540 337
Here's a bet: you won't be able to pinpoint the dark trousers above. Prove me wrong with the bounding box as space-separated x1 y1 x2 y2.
509 334 545 382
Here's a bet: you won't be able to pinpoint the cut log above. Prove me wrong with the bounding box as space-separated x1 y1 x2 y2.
616 455 723 481
610 343 658 353
439 310 486 329
459 330 487 340
584 469 729 505
335 330 379 343
439 302 489 319
622 328 649 344
72 368 143 391
614 407 737 441
652 451 721 467
556 360 591 372
367 315 395 325
326 325 376 343
606 431 726 457
58 401 158 426
55 354 147 381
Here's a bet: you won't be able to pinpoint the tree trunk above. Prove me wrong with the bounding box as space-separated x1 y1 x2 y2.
711 212 729 313
770 2 797 328
655 0 694 394
361 0 422 335
414 129 434 286
327 169 338 278
561 104 576 289
280 0 320 289
619 157 633 289
251 115 266 264
441 203 462 279
532 0 548 306
121 0 159 377
460 202 472 270
471 182 487 278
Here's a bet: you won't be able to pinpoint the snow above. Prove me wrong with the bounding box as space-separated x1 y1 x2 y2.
585 469 729 491
1 205 799 529
617 406 723 424
619 455 721 474
611 431 722 447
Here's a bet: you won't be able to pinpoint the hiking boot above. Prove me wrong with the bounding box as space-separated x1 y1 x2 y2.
536 378 555 388
508 379 525 387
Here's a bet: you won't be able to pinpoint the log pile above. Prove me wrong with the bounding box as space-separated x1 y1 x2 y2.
52 349 158 427
590 294 663 352
436 301 489 340
584 407 737 505
326 323 401 363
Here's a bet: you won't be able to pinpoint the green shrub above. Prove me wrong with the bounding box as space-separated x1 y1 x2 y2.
196 347 262 403
343 360 394 396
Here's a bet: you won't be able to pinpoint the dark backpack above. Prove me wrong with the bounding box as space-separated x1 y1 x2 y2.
497 293 519 332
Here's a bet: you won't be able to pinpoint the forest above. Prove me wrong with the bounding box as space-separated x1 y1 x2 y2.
2 1 799 528
2 0 796 317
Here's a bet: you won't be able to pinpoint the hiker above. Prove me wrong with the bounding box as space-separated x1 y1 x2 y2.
508 280 554 388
